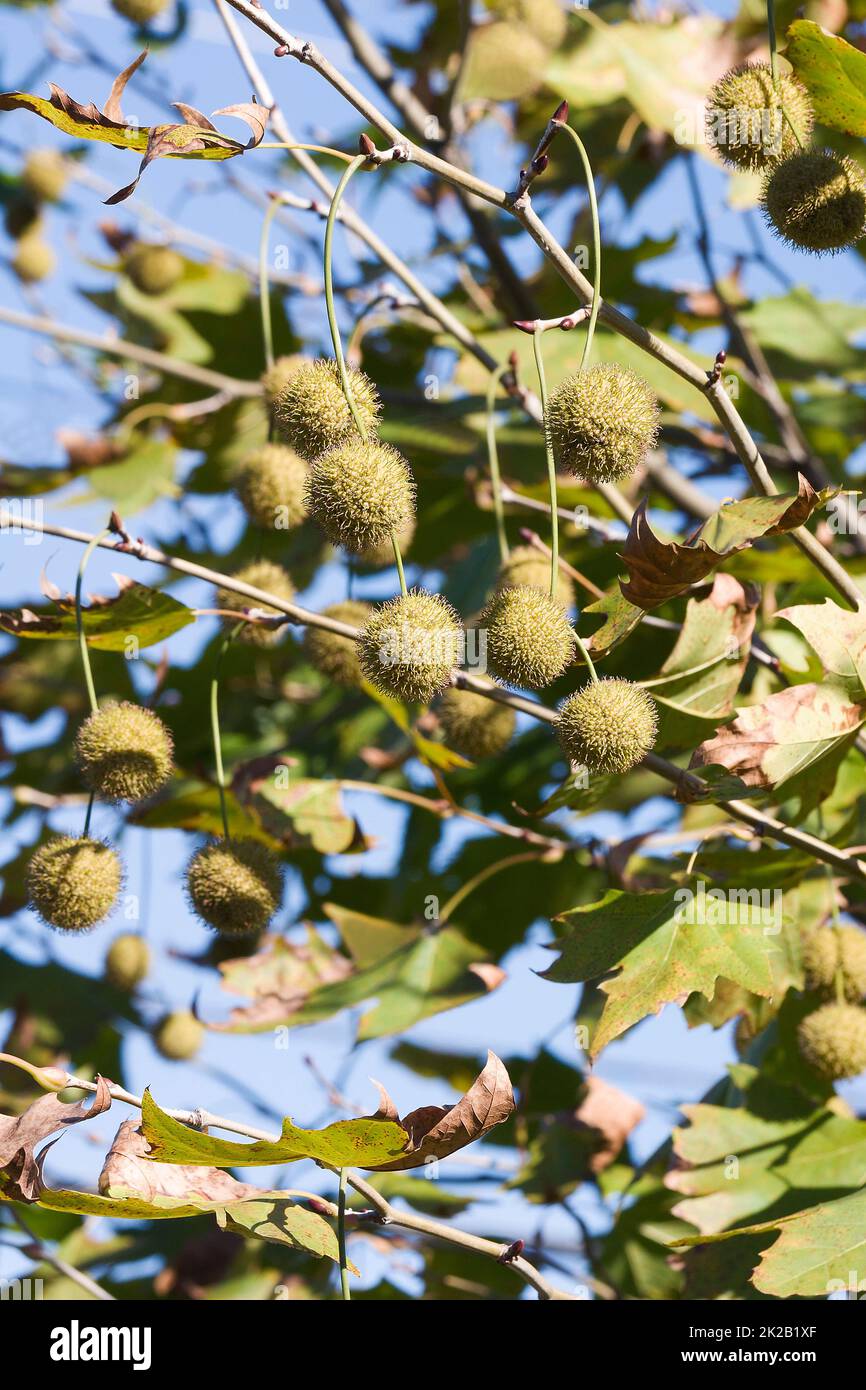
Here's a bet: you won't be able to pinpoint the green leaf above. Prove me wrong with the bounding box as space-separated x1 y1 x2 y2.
76 437 179 514
0 578 194 651
216 1199 348 1266
542 887 787 1056
133 781 277 844
785 19 866 137
237 764 363 854
750 1190 866 1297
777 599 866 700
139 1089 410 1171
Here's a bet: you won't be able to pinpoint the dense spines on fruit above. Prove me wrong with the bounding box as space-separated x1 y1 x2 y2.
75 701 173 804
482 585 575 689
705 62 813 171
304 601 371 687
359 519 416 567
185 838 283 936
235 443 308 531
22 149 68 203
436 686 515 759
216 560 295 646
260 354 303 408
124 243 184 295
496 544 574 609
273 358 381 460
545 363 659 484
26 836 122 932
357 590 461 704
155 1010 204 1061
802 926 866 1003
305 440 415 555
105 933 151 990
762 149 866 254
556 679 657 774
797 1002 866 1080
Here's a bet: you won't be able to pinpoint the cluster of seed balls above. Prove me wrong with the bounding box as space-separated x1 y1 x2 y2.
795 926 866 1081
6 148 67 285
706 61 866 254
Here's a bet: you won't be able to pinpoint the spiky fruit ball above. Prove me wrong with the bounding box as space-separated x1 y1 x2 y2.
488 0 566 49
260 353 304 408
155 1010 204 1062
75 701 173 804
358 590 461 704
216 560 295 647
22 149 67 203
111 0 167 24
124 243 184 295
273 358 381 461
762 149 866 254
496 544 574 610
436 686 515 759
705 62 813 171
463 22 548 101
305 440 415 556
12 235 56 283
235 443 308 531
802 926 866 1003
185 838 283 936
105 933 151 990
482 585 575 689
556 678 657 774
797 1002 866 1080
304 600 371 687
546 363 659 484
359 518 416 568
26 836 122 932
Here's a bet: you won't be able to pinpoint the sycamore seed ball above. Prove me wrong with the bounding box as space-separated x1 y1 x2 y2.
75 701 173 804
105 933 151 990
762 149 866 254
155 1010 204 1062
216 560 295 647
797 1002 866 1081
22 149 68 203
359 518 416 567
185 838 283 936
124 243 185 295
111 0 168 24
358 590 461 705
556 678 657 775
305 440 415 556
437 687 515 760
12 235 56 284
235 443 308 531
260 353 304 408
463 22 548 102
497 544 574 610
546 363 659 484
802 926 866 1003
273 358 381 461
706 62 813 171
304 600 371 687
482 585 575 689
26 836 122 933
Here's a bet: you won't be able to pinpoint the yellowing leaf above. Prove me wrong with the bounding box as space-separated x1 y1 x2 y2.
785 19 866 137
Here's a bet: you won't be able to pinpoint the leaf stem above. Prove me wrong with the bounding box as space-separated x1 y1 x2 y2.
338 1167 351 1300
391 530 408 597
557 124 601 372
323 151 372 442
438 850 551 924
258 194 285 371
258 141 357 163
211 624 242 841
75 529 108 717
486 363 511 565
532 329 558 602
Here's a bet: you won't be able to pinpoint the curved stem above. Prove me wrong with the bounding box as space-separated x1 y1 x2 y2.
75 529 109 717
532 329 558 602
257 142 357 163
391 530 408 597
573 631 599 684
486 364 510 565
558 124 601 372
338 1167 351 1300
258 194 285 371
438 850 548 924
211 624 242 841
324 152 372 441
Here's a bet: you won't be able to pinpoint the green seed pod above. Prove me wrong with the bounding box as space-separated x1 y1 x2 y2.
705 62 813 171
358 518 416 567
272 358 381 460
305 439 415 556
436 686 515 759
260 353 304 408
216 560 295 647
12 235 56 284
797 1001 866 1081
556 678 657 774
124 243 185 295
185 838 283 936
75 701 173 804
762 148 866 254
304 600 371 687
235 443 308 531
546 363 659 484
111 0 168 24
154 1010 204 1062
26 836 123 933
462 22 548 101
105 933 151 990
358 590 461 704
496 544 574 610
487 0 566 49
22 149 68 203
482 585 575 689
802 926 866 1003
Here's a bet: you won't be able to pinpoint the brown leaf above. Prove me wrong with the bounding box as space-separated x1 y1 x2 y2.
100 1120 267 1206
566 1076 645 1174
0 1077 111 1201
103 50 148 124
370 1051 514 1171
208 929 353 1032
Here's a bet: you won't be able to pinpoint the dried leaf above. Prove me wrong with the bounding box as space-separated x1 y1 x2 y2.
370 1051 515 1171
571 1076 646 1174
210 928 353 1032
0 1077 111 1200
0 578 194 651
